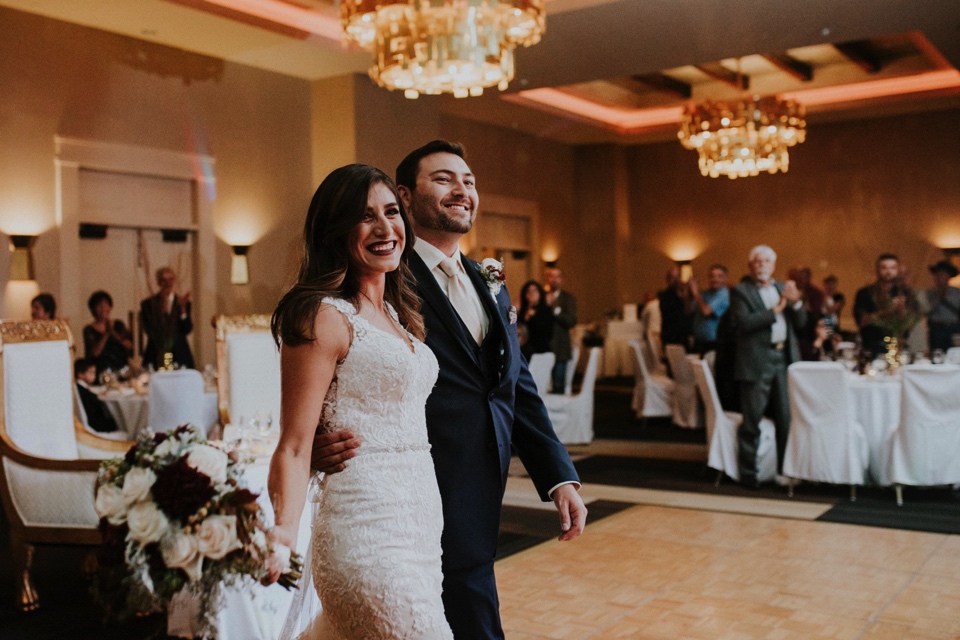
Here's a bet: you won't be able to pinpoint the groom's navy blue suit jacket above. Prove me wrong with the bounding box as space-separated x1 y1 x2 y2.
410 252 579 571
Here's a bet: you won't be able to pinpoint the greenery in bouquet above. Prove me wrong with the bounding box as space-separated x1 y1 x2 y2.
93 424 301 638
872 307 921 342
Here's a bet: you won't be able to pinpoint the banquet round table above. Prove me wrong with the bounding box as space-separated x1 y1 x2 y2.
100 386 219 437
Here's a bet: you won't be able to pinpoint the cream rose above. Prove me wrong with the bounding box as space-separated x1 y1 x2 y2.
160 531 204 582
154 436 179 458
94 484 127 525
127 502 170 544
185 444 228 485
121 467 157 505
197 515 243 560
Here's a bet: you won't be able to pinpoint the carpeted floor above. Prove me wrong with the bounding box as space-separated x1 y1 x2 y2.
592 383 707 444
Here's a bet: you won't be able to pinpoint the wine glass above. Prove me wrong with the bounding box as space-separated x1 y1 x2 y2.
932 349 945 364
252 410 273 437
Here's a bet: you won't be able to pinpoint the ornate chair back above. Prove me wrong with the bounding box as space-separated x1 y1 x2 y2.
215 314 280 427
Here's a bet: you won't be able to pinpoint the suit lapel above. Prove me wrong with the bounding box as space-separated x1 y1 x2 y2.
409 252 482 365
463 256 513 375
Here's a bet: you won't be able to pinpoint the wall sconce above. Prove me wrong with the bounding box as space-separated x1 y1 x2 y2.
9 235 36 281
230 245 250 284
676 259 693 283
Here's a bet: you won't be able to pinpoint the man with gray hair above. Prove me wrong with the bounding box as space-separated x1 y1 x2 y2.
730 245 806 487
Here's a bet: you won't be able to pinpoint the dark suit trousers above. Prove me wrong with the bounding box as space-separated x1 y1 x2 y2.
442 562 504 640
737 350 790 481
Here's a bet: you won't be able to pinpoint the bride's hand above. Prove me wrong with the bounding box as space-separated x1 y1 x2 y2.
261 527 296 586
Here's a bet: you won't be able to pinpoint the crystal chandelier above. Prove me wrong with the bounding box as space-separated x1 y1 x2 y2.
340 0 545 99
678 95 807 179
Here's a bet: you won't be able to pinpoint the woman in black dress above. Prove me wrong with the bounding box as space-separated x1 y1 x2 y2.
83 290 134 376
518 280 554 360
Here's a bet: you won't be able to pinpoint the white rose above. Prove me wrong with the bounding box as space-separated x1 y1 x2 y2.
127 502 170 544
185 445 228 485
121 467 157 505
160 531 204 582
154 437 178 458
94 484 127 525
481 257 502 270
197 515 243 560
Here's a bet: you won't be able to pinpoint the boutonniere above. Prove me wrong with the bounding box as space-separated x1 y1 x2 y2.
479 258 505 297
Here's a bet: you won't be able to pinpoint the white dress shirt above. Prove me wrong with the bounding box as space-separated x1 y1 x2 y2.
413 239 489 339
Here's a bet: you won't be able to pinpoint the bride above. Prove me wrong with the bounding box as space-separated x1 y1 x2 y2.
263 164 453 639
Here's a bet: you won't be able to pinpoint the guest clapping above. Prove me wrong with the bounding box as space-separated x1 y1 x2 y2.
83 290 134 375
518 280 554 360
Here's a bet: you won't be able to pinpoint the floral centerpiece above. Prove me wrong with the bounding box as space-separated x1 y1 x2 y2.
93 424 301 638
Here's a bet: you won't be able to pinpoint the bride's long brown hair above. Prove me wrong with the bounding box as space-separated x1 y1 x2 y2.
272 164 425 346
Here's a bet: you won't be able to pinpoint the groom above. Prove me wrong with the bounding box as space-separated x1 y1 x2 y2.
312 140 586 638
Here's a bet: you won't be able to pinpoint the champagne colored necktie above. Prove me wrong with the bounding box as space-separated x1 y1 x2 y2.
439 257 484 345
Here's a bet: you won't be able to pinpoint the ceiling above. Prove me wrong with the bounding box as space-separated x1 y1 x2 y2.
4 0 960 145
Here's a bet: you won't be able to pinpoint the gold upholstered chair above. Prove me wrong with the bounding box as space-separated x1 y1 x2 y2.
0 320 131 611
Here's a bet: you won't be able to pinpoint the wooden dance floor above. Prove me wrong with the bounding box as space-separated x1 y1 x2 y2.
497 472 960 639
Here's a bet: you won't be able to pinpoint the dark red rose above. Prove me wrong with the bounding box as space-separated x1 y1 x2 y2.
151 457 216 522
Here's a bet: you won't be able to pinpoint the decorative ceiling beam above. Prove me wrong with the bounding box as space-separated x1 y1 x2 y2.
763 53 813 82
631 73 691 98
694 63 748 90
834 41 884 74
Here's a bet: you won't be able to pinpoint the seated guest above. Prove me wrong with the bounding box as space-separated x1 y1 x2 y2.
924 260 960 352
518 280 554 360
83 290 134 375
30 293 56 320
821 275 845 336
853 253 920 356
802 318 842 361
75 357 118 433
688 264 730 355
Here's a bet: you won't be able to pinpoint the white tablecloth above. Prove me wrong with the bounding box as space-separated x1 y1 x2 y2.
101 388 219 437
848 375 901 485
601 320 643 377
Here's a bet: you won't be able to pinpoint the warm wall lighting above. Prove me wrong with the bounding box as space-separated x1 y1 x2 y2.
230 245 250 285
9 235 36 281
676 259 693 283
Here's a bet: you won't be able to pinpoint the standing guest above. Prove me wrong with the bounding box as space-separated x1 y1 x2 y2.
853 253 920 356
821 275 846 336
544 267 578 393
83 290 134 375
688 264 730 355
517 280 554 360
140 267 195 369
30 293 56 320
730 245 806 487
924 259 960 352
658 266 691 349
309 141 585 639
74 357 119 433
788 266 824 360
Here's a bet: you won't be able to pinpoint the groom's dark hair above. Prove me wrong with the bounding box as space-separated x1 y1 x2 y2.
395 140 466 191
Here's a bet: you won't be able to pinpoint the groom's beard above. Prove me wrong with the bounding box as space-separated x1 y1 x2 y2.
410 194 475 235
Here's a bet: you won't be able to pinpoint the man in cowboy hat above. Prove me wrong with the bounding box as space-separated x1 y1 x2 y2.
924 259 960 352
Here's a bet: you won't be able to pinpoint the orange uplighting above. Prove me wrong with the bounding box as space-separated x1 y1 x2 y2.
197 0 343 41
780 69 960 107
505 88 685 133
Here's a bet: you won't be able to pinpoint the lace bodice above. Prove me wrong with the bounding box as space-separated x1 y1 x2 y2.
297 298 451 640
318 297 438 452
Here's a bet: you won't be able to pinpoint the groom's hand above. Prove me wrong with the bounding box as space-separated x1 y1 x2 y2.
552 484 587 541
311 429 360 474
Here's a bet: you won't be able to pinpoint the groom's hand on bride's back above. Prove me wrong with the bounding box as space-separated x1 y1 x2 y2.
311 429 361 474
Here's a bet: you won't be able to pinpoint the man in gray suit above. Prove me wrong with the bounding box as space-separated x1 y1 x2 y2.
544 267 578 393
730 245 806 487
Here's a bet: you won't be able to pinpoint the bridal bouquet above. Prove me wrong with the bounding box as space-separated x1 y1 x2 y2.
93 424 301 637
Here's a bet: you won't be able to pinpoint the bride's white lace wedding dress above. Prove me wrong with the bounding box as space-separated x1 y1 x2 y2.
294 297 452 639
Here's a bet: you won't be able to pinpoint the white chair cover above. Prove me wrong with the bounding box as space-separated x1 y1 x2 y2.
691 359 776 483
528 352 555 398
703 350 716 375
564 346 580 395
4 342 78 460
783 362 868 485
629 339 673 419
148 369 206 433
665 344 702 428
889 364 960 486
224 331 282 426
543 348 601 444
945 347 960 365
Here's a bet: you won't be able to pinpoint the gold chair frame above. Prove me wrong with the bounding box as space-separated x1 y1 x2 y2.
0 319 132 611
214 314 272 425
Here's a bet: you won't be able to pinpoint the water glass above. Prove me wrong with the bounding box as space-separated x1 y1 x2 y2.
252 410 273 437
932 349 945 364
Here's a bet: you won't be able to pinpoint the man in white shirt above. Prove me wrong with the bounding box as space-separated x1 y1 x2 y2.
730 245 805 487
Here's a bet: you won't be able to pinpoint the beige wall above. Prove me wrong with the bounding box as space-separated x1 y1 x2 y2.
0 7 313 365
574 109 960 327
